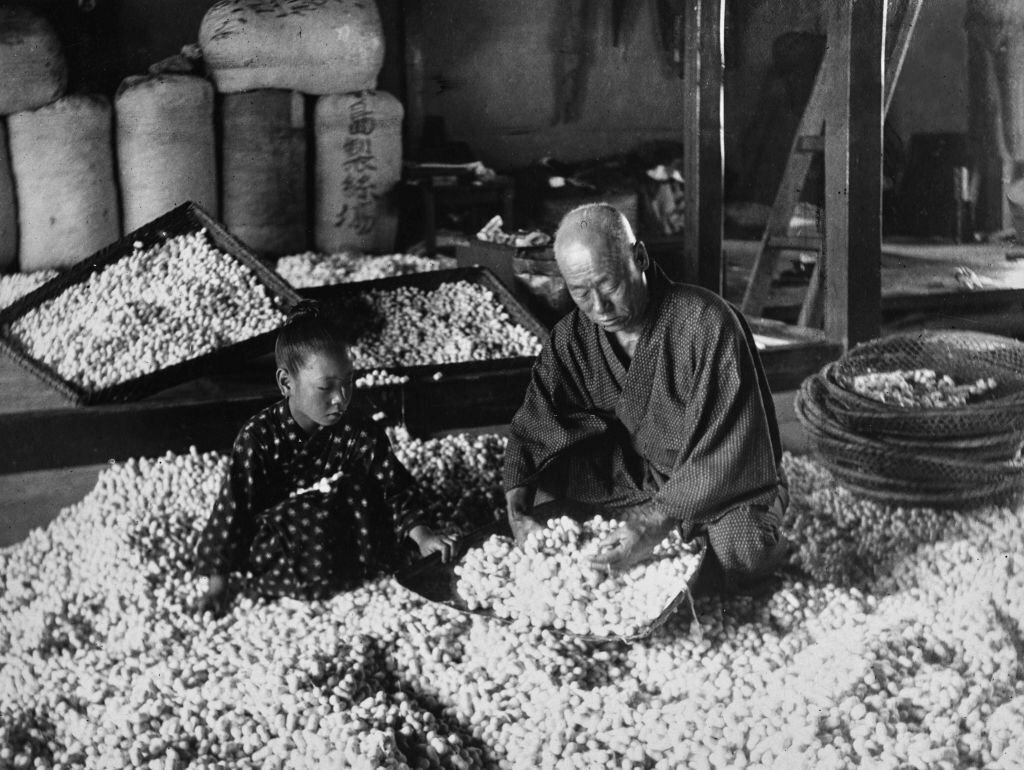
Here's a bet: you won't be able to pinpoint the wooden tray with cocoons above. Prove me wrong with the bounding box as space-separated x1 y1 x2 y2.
396 500 707 643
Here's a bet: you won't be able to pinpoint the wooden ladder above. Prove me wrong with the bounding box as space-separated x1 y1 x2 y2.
739 0 925 327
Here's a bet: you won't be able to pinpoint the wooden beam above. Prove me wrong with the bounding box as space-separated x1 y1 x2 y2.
883 0 925 116
682 0 725 293
740 57 829 318
818 0 883 347
0 336 845 474
0 368 537 475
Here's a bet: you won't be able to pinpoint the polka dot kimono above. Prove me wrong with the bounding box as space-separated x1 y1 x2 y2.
194 401 423 599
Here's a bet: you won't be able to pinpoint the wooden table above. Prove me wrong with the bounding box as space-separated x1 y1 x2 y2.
725 239 1024 338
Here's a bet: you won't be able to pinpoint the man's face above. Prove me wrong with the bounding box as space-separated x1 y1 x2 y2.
557 239 648 334
277 348 355 434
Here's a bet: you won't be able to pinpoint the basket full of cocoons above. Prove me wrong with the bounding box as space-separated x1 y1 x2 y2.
397 500 707 643
795 329 1024 507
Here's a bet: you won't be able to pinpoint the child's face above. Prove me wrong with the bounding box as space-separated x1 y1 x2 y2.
276 348 355 434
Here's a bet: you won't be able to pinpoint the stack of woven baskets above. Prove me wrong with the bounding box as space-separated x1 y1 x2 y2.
795 330 1024 508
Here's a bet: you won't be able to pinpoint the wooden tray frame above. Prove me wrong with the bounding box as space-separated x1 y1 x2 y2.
0 202 301 406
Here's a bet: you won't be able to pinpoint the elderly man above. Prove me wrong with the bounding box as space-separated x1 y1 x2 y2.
504 203 790 593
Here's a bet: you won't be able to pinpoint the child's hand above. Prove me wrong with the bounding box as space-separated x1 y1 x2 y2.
410 526 460 563
418 532 460 562
195 574 231 618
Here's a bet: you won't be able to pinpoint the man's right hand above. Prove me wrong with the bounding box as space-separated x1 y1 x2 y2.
195 574 230 618
506 486 543 548
589 502 675 574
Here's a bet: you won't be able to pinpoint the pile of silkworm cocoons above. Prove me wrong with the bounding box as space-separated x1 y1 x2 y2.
6 232 287 390
2 434 1023 770
850 368 998 409
385 426 507 532
346 283 543 370
0 271 60 311
355 369 411 389
276 252 442 288
455 516 702 638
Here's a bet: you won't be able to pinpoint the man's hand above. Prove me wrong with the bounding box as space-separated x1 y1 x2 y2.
506 486 543 548
195 574 230 618
409 525 460 563
590 503 676 574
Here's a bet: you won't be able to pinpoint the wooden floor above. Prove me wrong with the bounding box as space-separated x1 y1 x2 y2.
0 464 104 548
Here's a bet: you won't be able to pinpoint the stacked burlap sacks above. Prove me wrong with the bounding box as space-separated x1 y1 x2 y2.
1 9 218 273
199 0 402 256
115 75 218 233
794 330 1024 508
0 5 67 272
0 7 123 272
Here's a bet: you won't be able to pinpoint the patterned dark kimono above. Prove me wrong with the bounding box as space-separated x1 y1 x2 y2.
194 401 422 599
504 267 788 581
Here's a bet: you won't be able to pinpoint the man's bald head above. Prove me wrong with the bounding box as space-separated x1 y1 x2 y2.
552 203 650 335
553 203 636 270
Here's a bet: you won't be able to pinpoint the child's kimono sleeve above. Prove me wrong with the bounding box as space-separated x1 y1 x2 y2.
370 426 424 544
194 427 268 575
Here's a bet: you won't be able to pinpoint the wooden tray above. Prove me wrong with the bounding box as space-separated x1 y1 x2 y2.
299 266 550 382
0 202 301 406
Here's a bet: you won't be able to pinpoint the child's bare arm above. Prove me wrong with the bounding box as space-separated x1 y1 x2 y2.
195 574 230 617
409 525 460 563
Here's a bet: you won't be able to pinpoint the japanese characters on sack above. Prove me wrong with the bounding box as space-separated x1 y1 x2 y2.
315 92 403 254
199 0 385 95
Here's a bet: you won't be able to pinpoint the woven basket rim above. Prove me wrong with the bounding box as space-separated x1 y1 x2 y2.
796 376 1024 453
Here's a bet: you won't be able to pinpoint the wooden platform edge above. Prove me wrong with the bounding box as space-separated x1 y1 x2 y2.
0 369 538 475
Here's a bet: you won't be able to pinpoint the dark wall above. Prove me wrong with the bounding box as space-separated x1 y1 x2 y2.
413 0 689 168
21 0 968 177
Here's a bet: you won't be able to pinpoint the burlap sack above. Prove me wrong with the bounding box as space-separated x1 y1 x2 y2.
8 95 120 271
116 74 218 232
221 89 309 256
314 91 403 253
0 7 67 116
199 0 384 95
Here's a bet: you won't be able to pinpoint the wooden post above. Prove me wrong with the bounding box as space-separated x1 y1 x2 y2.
682 0 725 294
819 0 883 347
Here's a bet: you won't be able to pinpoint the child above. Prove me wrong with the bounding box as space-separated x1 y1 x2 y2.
195 301 457 614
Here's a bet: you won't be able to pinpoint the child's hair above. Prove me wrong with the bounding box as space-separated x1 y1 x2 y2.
275 300 351 374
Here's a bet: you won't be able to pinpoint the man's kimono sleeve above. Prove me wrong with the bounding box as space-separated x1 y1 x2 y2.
194 429 266 575
652 302 782 530
503 318 612 491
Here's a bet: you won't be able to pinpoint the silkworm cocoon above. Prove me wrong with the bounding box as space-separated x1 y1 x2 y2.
1 441 1022 770
8 230 286 390
455 515 702 639
276 252 442 288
